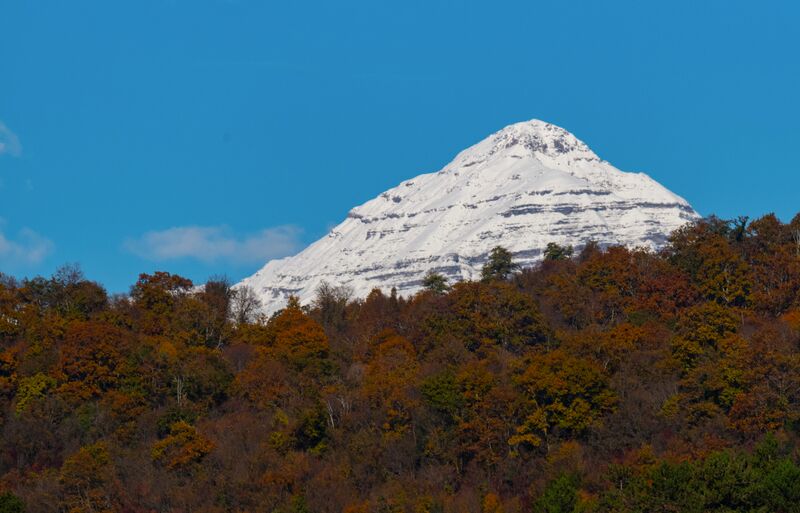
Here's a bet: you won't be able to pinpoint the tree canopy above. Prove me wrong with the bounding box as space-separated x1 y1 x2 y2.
1 214 800 512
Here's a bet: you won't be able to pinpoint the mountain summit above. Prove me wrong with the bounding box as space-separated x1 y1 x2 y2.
239 120 699 313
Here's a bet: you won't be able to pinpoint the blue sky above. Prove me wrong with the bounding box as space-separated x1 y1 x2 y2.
1 0 798 293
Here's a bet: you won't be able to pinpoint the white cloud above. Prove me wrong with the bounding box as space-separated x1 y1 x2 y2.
124 225 303 264
0 121 22 157
0 226 54 266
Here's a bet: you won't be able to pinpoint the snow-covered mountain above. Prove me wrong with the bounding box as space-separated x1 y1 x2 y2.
239 120 699 313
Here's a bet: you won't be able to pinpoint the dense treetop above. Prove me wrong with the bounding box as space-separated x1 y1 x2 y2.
2 213 800 512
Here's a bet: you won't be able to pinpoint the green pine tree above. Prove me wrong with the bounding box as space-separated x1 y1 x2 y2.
481 246 517 281
423 271 449 293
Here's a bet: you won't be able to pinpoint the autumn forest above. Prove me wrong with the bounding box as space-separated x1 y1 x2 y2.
3 213 800 512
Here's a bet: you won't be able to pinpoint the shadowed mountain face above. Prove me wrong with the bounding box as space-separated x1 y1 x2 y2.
239 120 699 313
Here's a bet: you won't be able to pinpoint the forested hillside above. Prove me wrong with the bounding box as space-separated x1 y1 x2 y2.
2 214 800 512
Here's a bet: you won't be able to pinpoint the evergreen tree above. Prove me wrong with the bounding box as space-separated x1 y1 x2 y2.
422 271 449 294
481 246 517 281
535 474 580 513
543 242 574 261
0 493 24 513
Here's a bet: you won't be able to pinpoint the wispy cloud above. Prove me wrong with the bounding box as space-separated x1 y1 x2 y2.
0 121 22 157
124 225 303 264
0 224 54 266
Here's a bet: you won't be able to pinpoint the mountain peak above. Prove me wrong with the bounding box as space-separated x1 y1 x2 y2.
239 121 698 314
446 119 601 173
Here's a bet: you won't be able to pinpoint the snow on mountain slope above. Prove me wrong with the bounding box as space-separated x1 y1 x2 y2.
239 120 699 314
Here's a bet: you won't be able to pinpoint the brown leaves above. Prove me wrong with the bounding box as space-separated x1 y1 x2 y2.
151 421 215 471
361 331 420 437
513 350 616 442
424 281 550 353
57 321 130 403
